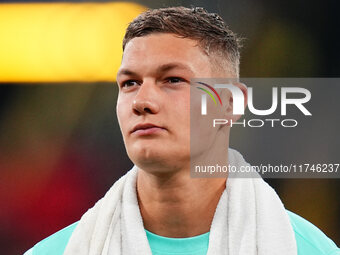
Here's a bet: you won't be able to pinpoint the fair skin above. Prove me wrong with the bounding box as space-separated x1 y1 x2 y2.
116 33 246 237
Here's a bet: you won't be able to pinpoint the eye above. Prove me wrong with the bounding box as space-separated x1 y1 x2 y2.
120 80 139 88
166 77 186 84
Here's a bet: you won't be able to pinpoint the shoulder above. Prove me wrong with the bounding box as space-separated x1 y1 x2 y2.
287 210 339 255
24 212 340 255
25 222 78 255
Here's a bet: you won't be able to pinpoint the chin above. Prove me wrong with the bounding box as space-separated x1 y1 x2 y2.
128 146 188 174
130 147 166 167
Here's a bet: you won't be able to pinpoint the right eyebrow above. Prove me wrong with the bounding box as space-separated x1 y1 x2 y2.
117 62 194 80
116 69 138 77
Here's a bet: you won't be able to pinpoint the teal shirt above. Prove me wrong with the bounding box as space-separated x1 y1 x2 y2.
24 211 339 255
145 229 209 255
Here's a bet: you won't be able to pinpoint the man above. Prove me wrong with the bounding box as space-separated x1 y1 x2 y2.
25 6 339 255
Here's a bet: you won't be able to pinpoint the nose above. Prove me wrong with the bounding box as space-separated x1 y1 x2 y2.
132 81 160 115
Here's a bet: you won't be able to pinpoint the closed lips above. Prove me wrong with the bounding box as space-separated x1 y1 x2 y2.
131 123 164 133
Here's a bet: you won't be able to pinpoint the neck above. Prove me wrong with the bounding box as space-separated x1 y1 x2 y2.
136 163 227 238
136 128 230 238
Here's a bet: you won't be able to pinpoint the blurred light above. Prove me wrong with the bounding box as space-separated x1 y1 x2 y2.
0 2 146 82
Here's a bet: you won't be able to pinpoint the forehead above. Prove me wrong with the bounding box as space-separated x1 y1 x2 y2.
119 33 212 75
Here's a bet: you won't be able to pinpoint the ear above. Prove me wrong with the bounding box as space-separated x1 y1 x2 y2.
224 82 248 122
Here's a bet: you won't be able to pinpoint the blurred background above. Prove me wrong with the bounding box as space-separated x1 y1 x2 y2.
0 0 339 254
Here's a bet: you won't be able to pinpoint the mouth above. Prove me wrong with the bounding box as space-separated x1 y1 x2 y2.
130 123 166 135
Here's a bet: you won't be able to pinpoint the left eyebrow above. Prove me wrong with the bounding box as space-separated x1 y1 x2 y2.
155 62 194 74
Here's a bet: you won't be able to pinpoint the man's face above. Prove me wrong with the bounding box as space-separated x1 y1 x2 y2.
116 33 218 173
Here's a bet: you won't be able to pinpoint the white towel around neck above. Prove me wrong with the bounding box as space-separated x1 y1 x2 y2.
63 149 297 255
